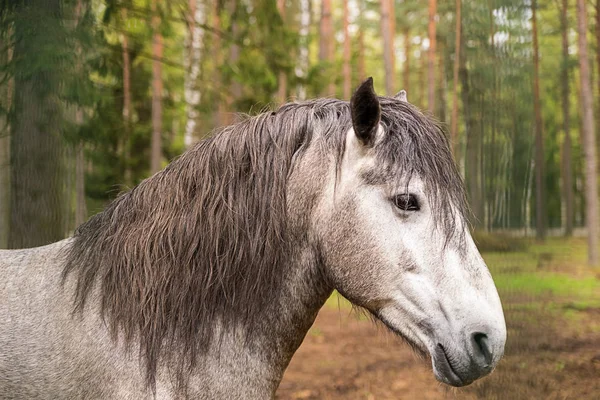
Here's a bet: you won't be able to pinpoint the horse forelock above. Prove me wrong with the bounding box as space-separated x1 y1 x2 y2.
62 96 466 391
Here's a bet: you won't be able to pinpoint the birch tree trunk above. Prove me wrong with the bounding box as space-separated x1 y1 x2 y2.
560 0 574 236
151 0 163 173
319 0 334 96
184 0 206 147
532 0 546 240
428 0 437 113
576 0 599 265
296 0 311 100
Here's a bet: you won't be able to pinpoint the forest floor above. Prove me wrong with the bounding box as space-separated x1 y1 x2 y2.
276 238 600 400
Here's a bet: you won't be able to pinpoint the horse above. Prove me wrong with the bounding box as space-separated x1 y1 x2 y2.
0 78 506 399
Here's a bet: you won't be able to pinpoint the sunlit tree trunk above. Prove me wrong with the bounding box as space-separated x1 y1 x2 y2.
151 0 163 173
120 8 132 185
450 0 461 156
319 0 334 96
0 32 12 248
357 0 366 82
560 0 574 236
380 0 395 95
184 0 206 147
9 0 65 248
276 0 287 103
427 0 437 113
342 0 351 99
576 0 599 265
532 0 546 240
296 0 311 100
403 27 410 95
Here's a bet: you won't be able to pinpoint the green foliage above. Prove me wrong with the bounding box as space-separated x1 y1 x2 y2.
472 231 530 252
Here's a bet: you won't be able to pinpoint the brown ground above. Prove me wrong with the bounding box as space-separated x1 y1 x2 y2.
276 305 600 400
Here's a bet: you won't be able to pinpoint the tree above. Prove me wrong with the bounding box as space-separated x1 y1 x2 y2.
380 0 395 95
427 0 437 113
296 0 311 100
342 0 351 99
9 0 67 248
576 0 599 265
559 0 574 236
319 0 334 96
276 0 287 103
532 0 546 240
120 7 132 185
150 0 163 174
450 0 461 155
0 25 12 248
184 0 206 147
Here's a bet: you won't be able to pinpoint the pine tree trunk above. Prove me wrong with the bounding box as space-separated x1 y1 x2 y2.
380 0 395 95
428 0 437 113
121 8 132 185
184 0 206 147
576 0 599 265
450 0 461 156
151 0 163 173
9 0 65 248
319 0 334 96
532 0 546 240
561 0 574 236
276 0 287 103
343 0 351 99
0 34 12 248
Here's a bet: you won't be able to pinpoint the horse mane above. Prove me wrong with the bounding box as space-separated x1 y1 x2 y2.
63 97 466 389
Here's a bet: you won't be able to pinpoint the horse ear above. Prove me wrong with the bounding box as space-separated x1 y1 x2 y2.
394 90 408 102
350 77 381 146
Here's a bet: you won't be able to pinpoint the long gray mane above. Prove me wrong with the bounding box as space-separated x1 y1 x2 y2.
63 97 466 389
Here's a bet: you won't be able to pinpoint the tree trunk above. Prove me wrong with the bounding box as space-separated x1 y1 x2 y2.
9 0 65 248
576 0 599 265
532 0 546 240
212 1 227 126
357 1 366 82
380 0 395 95
450 0 461 156
276 0 287 103
428 0 437 113
229 1 242 117
403 28 410 95
0 33 12 248
184 0 206 147
121 7 132 185
561 0 574 236
437 41 446 123
296 0 311 100
151 0 163 174
319 0 334 96
343 0 351 99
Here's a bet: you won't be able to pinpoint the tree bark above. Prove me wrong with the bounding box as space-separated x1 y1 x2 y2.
296 0 311 100
319 0 334 96
151 0 163 174
428 0 437 113
560 0 574 236
450 0 461 156
532 0 546 240
576 0 599 265
0 32 12 248
343 0 351 99
184 0 206 147
380 0 395 95
9 0 65 248
276 0 287 103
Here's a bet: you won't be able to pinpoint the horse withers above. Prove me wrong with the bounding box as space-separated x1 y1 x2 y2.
0 78 506 399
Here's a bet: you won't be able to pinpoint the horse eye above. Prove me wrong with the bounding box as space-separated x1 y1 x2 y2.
393 194 420 212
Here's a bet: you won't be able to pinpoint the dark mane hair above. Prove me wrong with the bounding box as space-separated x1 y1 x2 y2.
63 97 466 389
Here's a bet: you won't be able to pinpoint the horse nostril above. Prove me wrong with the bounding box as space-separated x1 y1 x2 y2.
472 332 493 367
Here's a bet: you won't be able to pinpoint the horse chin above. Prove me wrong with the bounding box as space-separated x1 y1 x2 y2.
431 344 469 387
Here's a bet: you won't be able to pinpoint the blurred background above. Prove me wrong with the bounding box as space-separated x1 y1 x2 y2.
0 0 599 398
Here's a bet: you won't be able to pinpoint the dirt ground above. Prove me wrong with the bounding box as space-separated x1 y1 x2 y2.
276 305 600 400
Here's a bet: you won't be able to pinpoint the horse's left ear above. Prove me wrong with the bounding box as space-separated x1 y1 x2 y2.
350 77 381 146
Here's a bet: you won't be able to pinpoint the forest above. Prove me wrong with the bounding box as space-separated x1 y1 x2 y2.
0 0 599 264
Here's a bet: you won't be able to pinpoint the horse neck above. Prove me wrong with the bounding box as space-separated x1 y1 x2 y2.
189 244 332 398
